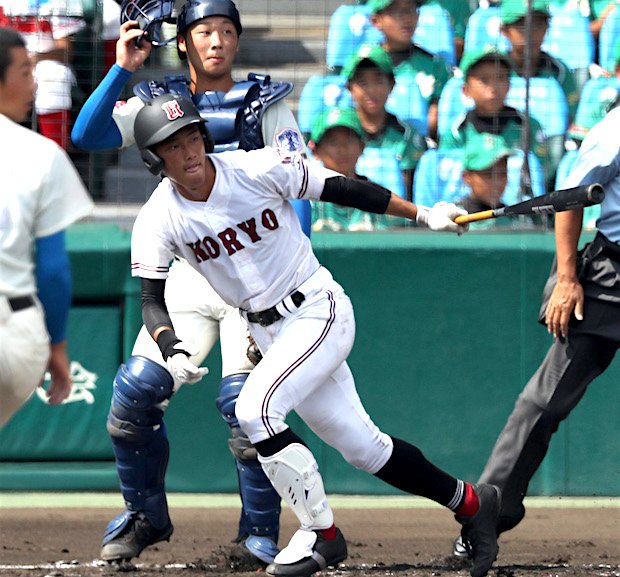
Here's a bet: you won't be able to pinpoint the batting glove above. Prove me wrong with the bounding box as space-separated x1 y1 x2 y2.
416 202 469 235
166 342 209 385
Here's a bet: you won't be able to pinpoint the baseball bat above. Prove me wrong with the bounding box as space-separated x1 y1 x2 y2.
454 183 605 224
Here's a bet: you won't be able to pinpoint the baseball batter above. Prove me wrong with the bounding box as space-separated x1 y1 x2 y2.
71 0 306 563
0 26 93 427
129 93 502 577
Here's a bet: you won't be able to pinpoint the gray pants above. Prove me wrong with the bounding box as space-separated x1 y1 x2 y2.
478 297 619 533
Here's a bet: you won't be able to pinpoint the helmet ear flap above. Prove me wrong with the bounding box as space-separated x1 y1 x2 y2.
140 147 165 175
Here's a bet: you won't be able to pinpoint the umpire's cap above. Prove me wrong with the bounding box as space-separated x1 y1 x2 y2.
134 94 214 175
177 0 242 36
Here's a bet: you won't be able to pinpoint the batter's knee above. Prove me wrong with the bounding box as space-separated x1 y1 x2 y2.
107 356 175 444
235 393 281 442
339 432 393 472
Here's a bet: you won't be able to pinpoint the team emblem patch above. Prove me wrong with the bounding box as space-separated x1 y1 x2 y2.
275 128 304 153
161 100 185 121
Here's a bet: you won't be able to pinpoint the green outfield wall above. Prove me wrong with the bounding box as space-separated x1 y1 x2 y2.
1 223 618 497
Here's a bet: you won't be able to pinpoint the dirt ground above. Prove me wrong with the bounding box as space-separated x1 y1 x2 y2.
1 506 619 577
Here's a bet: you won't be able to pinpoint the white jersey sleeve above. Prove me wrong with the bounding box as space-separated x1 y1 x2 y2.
261 100 306 155
0 115 93 295
34 144 94 238
112 95 145 149
246 148 342 203
131 180 178 279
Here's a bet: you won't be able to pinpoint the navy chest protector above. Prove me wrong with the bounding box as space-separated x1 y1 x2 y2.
133 73 293 152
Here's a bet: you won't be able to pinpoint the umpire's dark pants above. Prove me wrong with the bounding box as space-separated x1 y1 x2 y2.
478 296 620 534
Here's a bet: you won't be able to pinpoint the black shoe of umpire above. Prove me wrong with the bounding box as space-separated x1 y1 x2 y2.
100 512 174 562
455 484 501 577
266 528 347 577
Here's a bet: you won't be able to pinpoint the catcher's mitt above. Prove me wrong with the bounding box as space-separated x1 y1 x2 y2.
247 335 263 366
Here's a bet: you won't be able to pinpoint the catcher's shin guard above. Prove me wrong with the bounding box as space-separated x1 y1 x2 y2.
216 373 281 558
106 356 175 530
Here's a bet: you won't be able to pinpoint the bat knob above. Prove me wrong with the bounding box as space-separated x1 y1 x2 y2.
587 183 605 205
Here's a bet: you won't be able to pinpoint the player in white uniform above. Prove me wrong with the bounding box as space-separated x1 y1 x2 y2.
0 26 93 427
129 93 503 577
71 0 307 563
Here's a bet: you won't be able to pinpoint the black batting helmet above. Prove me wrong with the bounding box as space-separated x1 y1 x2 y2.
134 94 214 175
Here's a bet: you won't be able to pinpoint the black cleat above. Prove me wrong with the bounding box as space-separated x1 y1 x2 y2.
266 528 347 577
456 484 501 577
453 501 525 560
100 512 174 562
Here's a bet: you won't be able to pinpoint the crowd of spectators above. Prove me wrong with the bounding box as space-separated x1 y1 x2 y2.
306 0 619 230
1 0 618 232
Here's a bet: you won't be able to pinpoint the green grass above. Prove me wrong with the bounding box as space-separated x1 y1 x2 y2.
1 492 619 509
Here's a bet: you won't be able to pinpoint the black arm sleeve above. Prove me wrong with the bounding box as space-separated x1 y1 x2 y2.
141 277 182 360
320 176 392 214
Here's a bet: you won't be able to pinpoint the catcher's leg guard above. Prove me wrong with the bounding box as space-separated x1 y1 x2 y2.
216 373 281 562
106 356 175 533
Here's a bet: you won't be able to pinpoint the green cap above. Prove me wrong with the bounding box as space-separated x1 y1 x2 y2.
342 43 394 81
310 107 364 144
367 0 425 15
460 45 513 78
500 0 549 25
464 132 513 171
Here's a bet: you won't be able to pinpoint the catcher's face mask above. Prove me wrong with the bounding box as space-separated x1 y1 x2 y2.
120 0 176 46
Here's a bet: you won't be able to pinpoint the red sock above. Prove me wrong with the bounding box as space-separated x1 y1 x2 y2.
319 524 337 540
455 483 479 517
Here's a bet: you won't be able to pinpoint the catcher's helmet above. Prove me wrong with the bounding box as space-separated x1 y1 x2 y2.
134 94 215 175
120 0 177 46
177 0 242 36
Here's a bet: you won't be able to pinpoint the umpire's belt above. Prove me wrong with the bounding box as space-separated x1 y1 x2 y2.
246 291 305 327
7 295 35 312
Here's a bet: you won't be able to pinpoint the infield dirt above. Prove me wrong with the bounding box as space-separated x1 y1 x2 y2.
1 506 618 577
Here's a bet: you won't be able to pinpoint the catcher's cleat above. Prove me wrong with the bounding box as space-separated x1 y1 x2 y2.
244 535 280 564
100 512 174 562
266 528 347 577
455 484 501 577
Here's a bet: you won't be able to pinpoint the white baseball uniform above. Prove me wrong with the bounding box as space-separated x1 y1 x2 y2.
129 101 305 382
131 147 394 470
0 113 93 426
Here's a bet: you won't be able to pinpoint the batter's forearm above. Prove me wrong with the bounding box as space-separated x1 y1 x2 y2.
384 194 418 221
141 277 183 360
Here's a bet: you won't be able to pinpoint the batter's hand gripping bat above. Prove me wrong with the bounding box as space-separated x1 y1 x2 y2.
454 183 605 225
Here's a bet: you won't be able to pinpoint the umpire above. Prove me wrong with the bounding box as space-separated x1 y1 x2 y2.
455 104 620 555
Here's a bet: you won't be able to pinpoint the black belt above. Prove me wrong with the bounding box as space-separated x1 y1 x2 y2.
8 295 35 312
246 291 305 327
